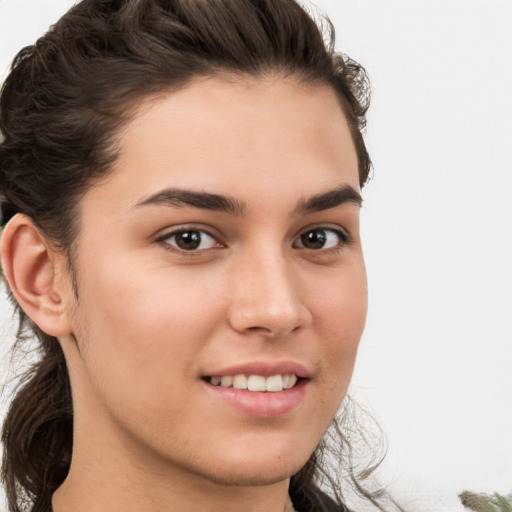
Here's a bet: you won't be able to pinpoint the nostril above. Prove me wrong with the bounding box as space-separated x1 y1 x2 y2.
227 291 312 336
247 326 272 333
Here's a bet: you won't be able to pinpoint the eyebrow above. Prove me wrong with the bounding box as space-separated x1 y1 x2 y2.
135 184 362 216
136 188 246 216
294 185 362 214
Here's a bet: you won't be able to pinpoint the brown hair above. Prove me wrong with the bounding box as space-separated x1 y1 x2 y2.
0 1 374 511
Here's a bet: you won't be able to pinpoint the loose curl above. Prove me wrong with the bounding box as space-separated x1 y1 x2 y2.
0 1 377 511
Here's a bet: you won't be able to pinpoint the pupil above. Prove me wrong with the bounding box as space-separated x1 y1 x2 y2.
176 231 201 250
302 229 326 249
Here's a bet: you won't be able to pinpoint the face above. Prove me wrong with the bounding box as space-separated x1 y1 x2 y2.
63 76 367 486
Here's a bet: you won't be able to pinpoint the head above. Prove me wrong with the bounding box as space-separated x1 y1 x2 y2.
0 1 371 511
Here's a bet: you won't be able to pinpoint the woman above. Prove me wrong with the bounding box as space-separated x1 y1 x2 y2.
0 1 376 511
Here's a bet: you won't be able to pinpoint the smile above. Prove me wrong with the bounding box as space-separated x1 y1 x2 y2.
208 374 298 392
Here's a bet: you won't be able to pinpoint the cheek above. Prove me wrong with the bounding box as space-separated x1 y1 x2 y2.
311 263 367 389
73 258 222 394
70 271 222 442
315 259 367 334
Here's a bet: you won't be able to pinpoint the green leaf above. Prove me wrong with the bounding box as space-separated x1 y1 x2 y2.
459 491 512 512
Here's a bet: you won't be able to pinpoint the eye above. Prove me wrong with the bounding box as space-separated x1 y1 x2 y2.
159 229 220 252
295 228 347 250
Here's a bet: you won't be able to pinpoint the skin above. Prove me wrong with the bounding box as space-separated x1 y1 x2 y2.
2 75 367 512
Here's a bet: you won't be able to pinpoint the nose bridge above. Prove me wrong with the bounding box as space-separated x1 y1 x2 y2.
228 244 311 336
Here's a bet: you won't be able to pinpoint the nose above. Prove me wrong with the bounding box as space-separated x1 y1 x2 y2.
227 250 312 337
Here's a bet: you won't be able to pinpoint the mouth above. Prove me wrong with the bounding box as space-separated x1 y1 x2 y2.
204 373 300 392
201 361 310 417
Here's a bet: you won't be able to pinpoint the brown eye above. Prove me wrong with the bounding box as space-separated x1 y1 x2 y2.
296 228 346 250
162 230 219 251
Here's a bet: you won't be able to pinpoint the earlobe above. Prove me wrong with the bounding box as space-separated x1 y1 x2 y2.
1 214 73 337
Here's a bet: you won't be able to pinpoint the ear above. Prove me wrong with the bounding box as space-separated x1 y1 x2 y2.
1 214 73 337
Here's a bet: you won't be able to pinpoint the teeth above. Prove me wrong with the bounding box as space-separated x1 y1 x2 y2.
209 373 299 392
285 374 297 389
233 374 248 390
247 375 266 392
265 374 283 392
220 376 233 387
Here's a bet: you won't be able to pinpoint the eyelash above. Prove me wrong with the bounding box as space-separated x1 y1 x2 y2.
293 227 350 253
157 226 351 254
157 227 222 253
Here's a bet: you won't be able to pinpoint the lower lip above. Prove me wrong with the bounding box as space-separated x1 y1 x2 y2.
203 379 308 418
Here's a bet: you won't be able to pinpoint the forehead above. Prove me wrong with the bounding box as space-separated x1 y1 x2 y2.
85 76 360 216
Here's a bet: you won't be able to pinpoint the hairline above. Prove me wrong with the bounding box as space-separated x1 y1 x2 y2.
62 69 357 300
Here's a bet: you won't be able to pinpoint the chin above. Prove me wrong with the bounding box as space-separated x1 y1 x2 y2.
211 437 315 483
196 458 308 487
203 444 312 487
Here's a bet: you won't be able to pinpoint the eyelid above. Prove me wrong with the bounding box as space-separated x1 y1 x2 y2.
293 225 352 250
156 225 224 253
153 223 351 254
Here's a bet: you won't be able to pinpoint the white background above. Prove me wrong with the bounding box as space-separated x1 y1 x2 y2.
1 1 511 510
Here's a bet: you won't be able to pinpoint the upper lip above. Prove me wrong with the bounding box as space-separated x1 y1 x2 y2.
204 360 311 379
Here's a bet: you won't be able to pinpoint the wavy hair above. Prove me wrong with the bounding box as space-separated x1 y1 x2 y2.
0 1 377 511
